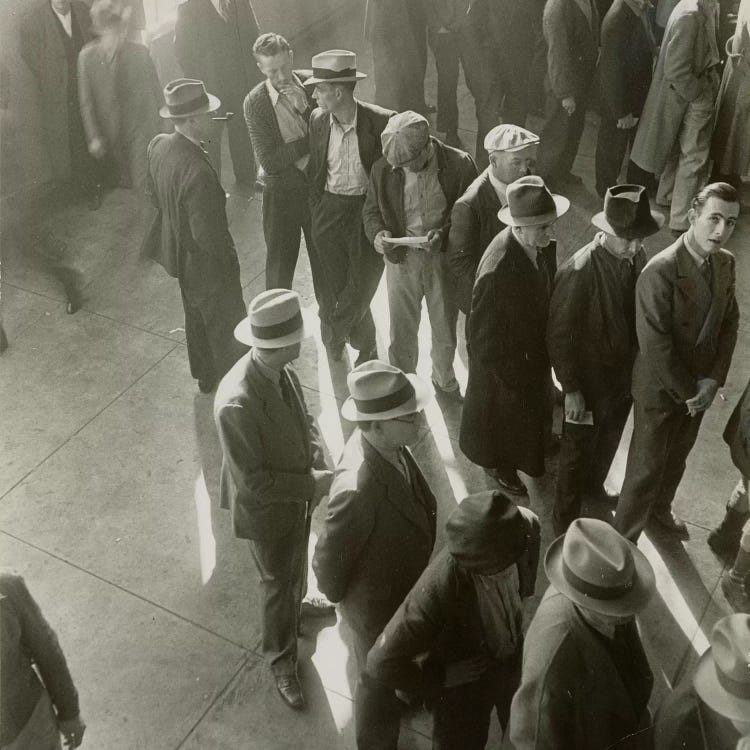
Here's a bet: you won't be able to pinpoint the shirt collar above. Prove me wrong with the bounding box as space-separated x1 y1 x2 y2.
684 232 711 268
623 0 649 16
330 105 358 134
487 170 508 206
50 3 71 21
252 349 282 388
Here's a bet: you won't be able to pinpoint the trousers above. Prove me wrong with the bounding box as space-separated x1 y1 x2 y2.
204 92 256 185
537 86 590 181
595 116 639 197
2 691 61 750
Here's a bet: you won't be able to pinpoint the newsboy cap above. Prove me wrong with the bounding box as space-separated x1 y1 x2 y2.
381 111 430 167
484 124 539 154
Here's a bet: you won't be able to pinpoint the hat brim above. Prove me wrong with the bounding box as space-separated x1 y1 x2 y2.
304 71 367 86
693 647 750 721
341 373 432 421
590 209 665 239
544 533 656 617
160 93 222 119
233 307 317 348
498 195 570 227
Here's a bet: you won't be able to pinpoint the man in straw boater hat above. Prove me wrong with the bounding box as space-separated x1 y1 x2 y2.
143 78 248 394
214 289 335 710
306 50 394 366
313 362 437 679
460 175 569 496
654 613 750 748
547 185 664 535
509 518 656 749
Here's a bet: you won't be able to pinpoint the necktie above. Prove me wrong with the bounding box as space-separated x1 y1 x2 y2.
279 370 295 411
701 256 713 291
536 251 552 297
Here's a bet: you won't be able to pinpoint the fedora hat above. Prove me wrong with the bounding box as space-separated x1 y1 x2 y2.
693 614 750 722
305 50 367 85
160 78 221 119
591 184 664 239
234 289 316 348
498 175 570 227
545 518 655 617
341 360 431 421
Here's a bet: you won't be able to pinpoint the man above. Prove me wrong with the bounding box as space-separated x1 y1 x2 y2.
630 0 722 233
537 0 600 186
143 79 248 393
357 491 540 750
363 111 476 402
460 176 569 495
306 50 394 365
614 182 740 541
174 0 261 186
547 185 664 534
509 518 655 749
214 289 334 710
312 361 436 672
447 124 540 316
594 0 657 197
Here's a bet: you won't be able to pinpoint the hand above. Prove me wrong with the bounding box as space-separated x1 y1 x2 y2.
311 468 334 508
278 84 307 113
685 378 719 416
616 113 639 129
374 229 393 255
88 137 106 158
58 715 86 749
425 228 442 252
561 96 576 115
444 656 492 688
564 390 587 423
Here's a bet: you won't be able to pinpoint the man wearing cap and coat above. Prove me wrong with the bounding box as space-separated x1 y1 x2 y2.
547 185 663 534
356 491 540 750
509 518 656 750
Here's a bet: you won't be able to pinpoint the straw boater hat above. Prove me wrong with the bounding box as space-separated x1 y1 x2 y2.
591 184 664 240
498 175 570 227
159 78 221 119
545 518 656 617
305 50 367 86
234 289 316 348
341 360 431 421
484 124 540 154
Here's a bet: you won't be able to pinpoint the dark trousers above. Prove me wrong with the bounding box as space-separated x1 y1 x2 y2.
614 400 705 541
311 192 383 353
595 114 638 197
537 85 590 181
249 505 311 676
204 93 256 185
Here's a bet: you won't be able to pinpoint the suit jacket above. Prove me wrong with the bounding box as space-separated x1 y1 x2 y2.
724 376 750 477
447 168 506 315
312 432 437 644
631 238 739 409
214 353 327 541
307 100 395 206
509 587 653 750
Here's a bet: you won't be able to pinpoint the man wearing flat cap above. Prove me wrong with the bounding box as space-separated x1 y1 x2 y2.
214 289 334 710
143 78 248 393
363 110 476 403
509 518 655 749
547 185 664 534
357 491 540 750
460 176 569 496
447 124 540 316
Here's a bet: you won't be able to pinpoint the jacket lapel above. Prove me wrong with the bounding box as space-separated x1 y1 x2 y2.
282 366 312 464
356 102 377 171
675 241 712 315
696 250 731 349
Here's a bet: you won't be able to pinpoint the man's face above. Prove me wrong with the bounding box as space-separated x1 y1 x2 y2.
516 220 556 248
489 146 538 184
688 196 739 255
312 83 339 112
50 0 71 13
192 112 216 141
256 51 294 89
394 142 430 173
378 412 422 448
604 233 639 258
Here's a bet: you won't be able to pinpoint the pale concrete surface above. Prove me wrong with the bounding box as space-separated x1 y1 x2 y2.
1 4 749 748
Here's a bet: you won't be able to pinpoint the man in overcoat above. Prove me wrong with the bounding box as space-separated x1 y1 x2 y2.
547 185 664 534
214 289 334 710
614 182 740 541
460 176 569 495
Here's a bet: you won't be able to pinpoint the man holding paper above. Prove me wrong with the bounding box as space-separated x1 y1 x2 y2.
547 185 664 535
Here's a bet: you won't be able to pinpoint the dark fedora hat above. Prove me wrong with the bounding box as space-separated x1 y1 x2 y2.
498 175 569 227
591 184 664 239
159 78 221 120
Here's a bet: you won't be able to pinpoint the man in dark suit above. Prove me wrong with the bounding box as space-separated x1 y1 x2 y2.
143 79 248 393
594 0 656 197
460 176 569 496
614 182 740 541
313 361 436 675
547 185 664 535
174 0 261 185
214 289 334 710
306 50 394 365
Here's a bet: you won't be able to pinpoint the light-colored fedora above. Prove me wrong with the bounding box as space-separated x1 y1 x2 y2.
234 289 316 348
341 360 431 421
545 518 655 617
591 184 664 240
498 175 570 227
159 78 221 120
305 50 367 85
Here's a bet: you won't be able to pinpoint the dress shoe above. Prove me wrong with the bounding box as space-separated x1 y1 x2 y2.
721 571 750 613
432 380 463 404
87 190 103 211
197 378 216 394
275 675 305 710
708 508 750 560
300 594 335 618
650 508 689 537
66 297 82 315
485 467 527 496
354 347 377 368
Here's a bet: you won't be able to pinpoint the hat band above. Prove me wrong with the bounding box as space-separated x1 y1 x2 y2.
250 310 303 340
512 209 558 225
312 66 357 80
562 560 634 600
168 92 209 116
716 666 750 699
354 381 415 414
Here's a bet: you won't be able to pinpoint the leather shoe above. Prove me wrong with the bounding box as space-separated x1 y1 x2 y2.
650 509 689 537
275 675 304 710
485 468 527 496
300 595 335 618
197 378 216 394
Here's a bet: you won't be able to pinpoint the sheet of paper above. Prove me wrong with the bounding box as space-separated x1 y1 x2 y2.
381 236 429 246
565 410 594 426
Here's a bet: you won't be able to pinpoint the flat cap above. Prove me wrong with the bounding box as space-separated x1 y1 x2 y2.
484 124 539 154
381 111 430 167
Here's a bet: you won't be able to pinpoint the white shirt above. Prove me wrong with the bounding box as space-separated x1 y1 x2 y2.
51 4 72 36
326 108 368 196
487 171 508 207
684 233 712 272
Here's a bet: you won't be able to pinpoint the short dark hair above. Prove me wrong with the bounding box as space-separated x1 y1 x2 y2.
691 182 739 212
253 32 291 59
334 81 357 95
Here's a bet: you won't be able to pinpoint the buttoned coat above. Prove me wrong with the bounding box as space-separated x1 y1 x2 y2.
214 353 327 541
724 376 750 477
630 238 739 410
312 432 437 648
